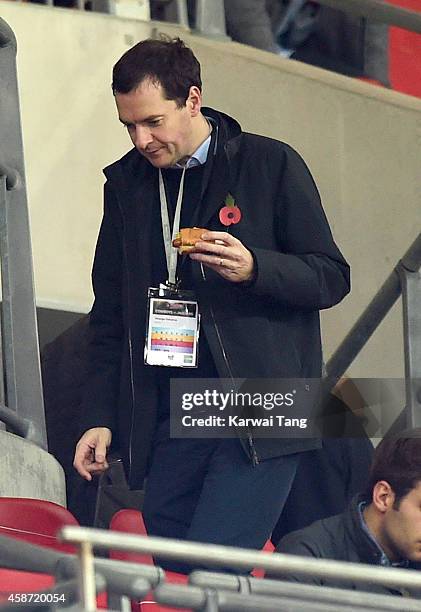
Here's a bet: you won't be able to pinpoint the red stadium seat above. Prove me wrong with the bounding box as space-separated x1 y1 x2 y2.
388 0 421 98
251 539 275 578
110 508 155 566
109 508 275 611
0 497 109 607
110 509 189 611
110 509 189 583
0 568 54 603
0 497 79 553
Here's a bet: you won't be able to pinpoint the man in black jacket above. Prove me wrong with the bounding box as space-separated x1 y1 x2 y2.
273 429 421 596
73 36 349 571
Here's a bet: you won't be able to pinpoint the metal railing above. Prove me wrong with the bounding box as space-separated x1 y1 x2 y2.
326 233 421 430
188 569 421 611
60 526 421 611
155 581 421 611
2 522 421 610
0 17 46 449
0 532 162 609
14 0 421 36
316 0 421 35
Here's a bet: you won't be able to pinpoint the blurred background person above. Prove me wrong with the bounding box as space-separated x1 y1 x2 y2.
224 0 389 85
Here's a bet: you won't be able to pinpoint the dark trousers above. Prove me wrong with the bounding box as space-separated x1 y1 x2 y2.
142 419 299 573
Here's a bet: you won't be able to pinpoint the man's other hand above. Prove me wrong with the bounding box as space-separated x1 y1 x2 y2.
73 427 112 481
189 231 254 283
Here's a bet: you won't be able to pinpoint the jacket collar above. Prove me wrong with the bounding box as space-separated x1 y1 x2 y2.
195 107 242 228
346 495 387 566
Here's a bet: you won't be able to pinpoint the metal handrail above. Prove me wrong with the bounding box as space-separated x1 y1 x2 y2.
189 570 421 612
0 19 47 450
155 582 364 612
3 528 415 612
60 526 421 592
12 0 421 36
154 580 421 612
0 163 21 191
0 532 163 587
0 404 37 443
316 0 421 35
326 233 421 380
60 526 421 610
0 531 166 612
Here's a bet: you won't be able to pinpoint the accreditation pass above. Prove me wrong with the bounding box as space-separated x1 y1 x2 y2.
144 289 200 367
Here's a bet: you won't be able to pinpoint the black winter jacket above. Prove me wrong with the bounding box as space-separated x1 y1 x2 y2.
82 108 350 487
274 495 421 597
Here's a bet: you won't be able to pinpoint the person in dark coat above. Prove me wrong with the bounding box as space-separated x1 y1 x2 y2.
271 428 421 597
73 35 350 572
41 316 371 533
224 0 389 85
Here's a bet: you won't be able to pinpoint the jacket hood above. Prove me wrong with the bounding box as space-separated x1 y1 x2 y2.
202 106 242 144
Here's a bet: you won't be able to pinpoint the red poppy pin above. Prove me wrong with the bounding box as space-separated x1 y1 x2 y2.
219 193 242 226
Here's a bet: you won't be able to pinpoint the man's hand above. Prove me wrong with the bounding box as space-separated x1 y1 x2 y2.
73 427 112 481
189 231 254 283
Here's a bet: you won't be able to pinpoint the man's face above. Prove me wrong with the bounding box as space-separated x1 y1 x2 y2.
380 481 421 562
115 79 200 168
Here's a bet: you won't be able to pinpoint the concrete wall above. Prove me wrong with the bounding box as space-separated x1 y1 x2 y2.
1 1 420 386
0 431 66 504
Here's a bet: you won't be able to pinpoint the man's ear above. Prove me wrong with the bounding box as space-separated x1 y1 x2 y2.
186 86 202 117
372 480 396 513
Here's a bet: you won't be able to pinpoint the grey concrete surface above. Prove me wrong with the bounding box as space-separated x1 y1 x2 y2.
0 431 66 504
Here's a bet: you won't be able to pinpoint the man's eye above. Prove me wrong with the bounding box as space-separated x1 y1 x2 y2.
148 119 162 127
125 124 135 131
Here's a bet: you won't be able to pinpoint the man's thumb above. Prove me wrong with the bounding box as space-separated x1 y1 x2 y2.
95 446 106 463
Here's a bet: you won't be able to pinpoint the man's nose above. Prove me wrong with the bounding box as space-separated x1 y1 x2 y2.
134 125 153 150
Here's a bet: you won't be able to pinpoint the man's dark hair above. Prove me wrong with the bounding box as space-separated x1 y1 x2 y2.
112 35 202 107
365 428 421 507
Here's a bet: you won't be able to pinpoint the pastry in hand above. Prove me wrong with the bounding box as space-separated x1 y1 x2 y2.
172 227 205 254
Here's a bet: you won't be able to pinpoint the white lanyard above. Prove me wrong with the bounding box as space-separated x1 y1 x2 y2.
159 166 187 287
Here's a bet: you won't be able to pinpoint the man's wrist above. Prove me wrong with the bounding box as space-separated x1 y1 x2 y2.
240 250 258 287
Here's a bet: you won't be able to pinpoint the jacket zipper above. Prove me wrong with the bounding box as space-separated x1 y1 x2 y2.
200 263 259 466
117 201 136 482
126 333 136 482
